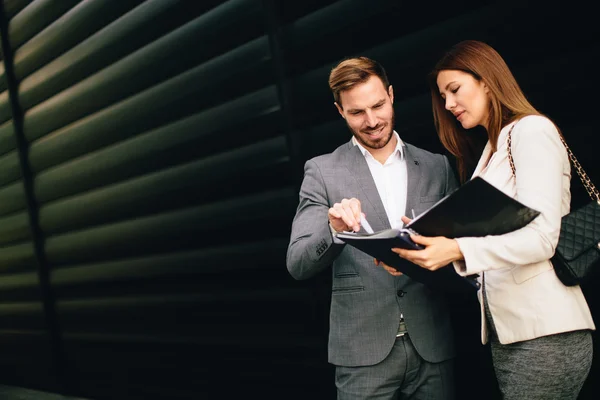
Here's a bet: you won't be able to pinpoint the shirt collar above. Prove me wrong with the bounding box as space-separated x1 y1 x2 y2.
352 131 404 160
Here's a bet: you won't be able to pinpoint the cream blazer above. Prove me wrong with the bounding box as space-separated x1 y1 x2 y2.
453 115 596 345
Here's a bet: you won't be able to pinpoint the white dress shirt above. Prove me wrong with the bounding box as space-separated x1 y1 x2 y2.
353 131 407 324
352 131 407 229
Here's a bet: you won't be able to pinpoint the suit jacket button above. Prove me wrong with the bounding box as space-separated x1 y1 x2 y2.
397 290 405 297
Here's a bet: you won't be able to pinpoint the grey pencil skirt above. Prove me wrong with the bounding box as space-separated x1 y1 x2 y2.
483 285 593 400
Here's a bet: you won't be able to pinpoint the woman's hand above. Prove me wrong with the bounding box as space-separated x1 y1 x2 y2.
374 216 463 275
392 234 463 271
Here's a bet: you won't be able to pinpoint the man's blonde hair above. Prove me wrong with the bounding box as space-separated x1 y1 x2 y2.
328 56 390 107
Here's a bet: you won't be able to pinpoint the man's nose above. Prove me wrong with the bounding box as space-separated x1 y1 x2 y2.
364 110 377 127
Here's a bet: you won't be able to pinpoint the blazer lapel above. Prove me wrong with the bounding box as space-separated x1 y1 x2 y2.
403 146 422 221
344 142 390 230
471 141 492 178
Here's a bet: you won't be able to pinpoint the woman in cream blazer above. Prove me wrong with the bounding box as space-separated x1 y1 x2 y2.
379 40 595 400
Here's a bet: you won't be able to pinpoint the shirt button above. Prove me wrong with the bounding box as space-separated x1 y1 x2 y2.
397 290 405 297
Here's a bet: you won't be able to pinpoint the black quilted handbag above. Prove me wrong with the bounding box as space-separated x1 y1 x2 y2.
507 122 600 286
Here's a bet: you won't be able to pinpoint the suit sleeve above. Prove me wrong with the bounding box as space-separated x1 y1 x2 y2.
453 117 567 276
286 159 345 280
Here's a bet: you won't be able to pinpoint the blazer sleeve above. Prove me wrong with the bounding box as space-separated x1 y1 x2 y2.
453 117 567 276
286 159 345 280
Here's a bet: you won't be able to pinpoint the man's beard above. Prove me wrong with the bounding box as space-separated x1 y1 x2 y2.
349 112 395 150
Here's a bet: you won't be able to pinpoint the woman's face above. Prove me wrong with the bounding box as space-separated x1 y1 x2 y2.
436 69 491 130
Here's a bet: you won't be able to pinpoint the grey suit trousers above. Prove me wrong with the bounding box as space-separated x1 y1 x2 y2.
335 334 455 400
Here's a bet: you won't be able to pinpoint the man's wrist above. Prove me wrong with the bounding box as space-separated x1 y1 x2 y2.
330 222 345 244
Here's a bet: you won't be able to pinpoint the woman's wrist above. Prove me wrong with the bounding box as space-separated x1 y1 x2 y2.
451 239 464 262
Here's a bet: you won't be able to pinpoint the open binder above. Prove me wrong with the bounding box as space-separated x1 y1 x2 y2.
334 177 541 291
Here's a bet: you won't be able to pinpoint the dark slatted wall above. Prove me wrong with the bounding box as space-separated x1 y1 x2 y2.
0 0 323 398
0 0 55 391
0 0 597 399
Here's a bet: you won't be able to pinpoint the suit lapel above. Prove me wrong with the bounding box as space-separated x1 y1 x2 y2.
344 142 390 230
403 145 422 221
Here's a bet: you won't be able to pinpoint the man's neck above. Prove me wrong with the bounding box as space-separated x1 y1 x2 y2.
368 134 398 164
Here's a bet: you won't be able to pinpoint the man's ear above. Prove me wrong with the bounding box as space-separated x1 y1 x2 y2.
334 102 345 119
388 85 394 104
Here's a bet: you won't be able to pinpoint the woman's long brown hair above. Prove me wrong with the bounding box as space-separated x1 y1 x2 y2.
428 40 546 182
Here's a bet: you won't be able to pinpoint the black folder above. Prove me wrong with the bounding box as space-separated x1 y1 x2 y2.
334 177 541 292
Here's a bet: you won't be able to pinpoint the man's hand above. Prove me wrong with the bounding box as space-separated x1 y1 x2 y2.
328 198 362 232
374 258 403 276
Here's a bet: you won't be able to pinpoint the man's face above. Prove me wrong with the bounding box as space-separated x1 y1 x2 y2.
336 75 395 151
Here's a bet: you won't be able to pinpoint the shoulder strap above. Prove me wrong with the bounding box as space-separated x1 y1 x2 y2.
506 121 600 202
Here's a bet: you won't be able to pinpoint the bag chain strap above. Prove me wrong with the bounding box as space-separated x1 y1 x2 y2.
506 122 600 203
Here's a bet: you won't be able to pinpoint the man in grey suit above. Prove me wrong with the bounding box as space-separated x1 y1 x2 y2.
286 57 459 399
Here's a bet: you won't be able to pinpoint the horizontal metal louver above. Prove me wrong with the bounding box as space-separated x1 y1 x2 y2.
0 0 598 398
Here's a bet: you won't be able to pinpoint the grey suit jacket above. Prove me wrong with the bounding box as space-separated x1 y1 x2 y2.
286 139 459 367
